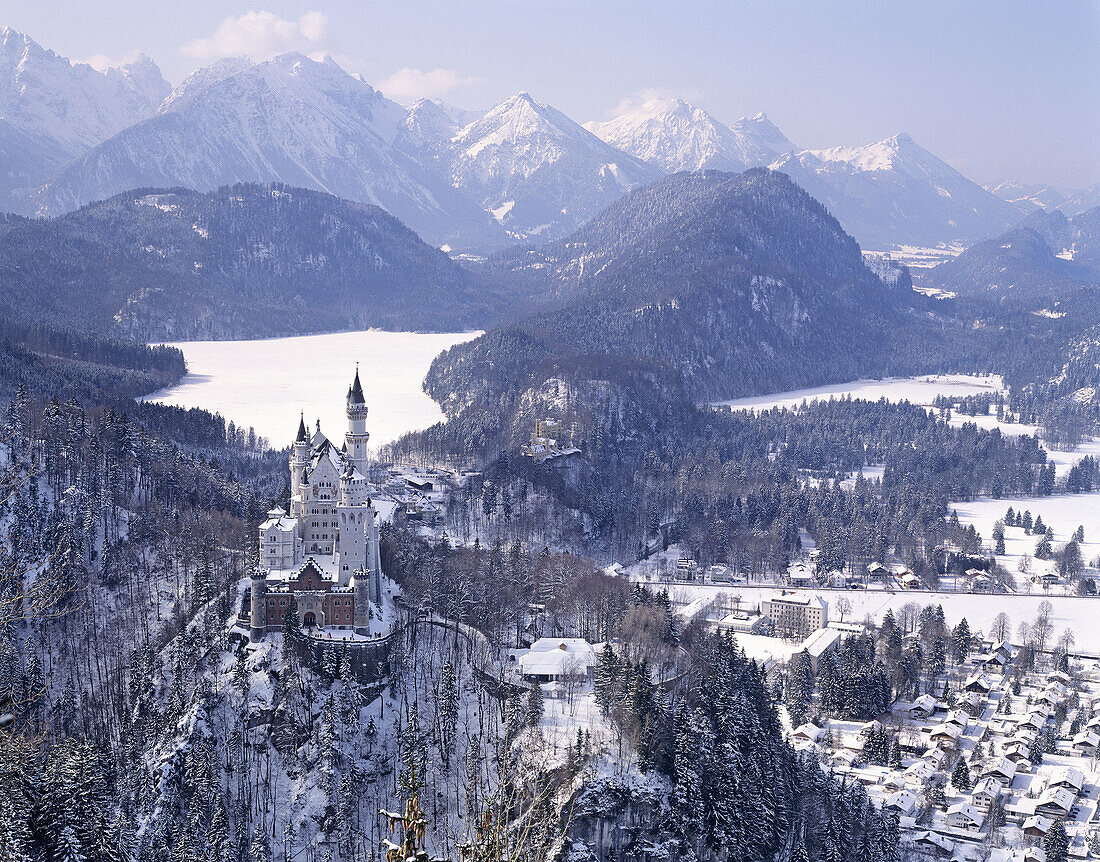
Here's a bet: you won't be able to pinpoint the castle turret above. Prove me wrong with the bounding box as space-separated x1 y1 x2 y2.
249 568 267 641
336 462 367 587
289 412 309 530
345 366 370 477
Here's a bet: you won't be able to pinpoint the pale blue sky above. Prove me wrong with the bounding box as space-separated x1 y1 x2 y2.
7 0 1099 187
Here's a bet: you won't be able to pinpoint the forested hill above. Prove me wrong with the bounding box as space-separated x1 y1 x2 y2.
0 183 496 340
924 206 1100 309
476 169 947 400
422 169 953 457
0 316 184 403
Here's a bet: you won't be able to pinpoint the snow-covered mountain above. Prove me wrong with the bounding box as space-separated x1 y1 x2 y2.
446 92 663 241
0 27 169 206
984 180 1068 214
985 180 1100 219
393 97 482 173
158 56 254 114
769 133 1026 249
26 53 508 251
585 98 794 173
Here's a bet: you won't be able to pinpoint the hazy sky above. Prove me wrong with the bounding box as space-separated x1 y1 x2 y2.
7 0 1099 187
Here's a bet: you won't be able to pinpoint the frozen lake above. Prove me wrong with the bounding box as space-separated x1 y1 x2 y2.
712 373 1005 412
145 330 480 448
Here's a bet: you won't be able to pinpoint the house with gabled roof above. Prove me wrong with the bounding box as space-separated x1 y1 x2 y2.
908 693 938 719
947 802 984 830
885 789 919 816
972 777 1006 813
1034 786 1076 818
984 756 1018 784
964 671 994 694
1046 766 1084 794
1023 815 1053 839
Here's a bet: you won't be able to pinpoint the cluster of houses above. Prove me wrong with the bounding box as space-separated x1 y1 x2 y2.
790 637 1100 859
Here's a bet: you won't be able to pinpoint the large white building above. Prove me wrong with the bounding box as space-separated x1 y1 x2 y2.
762 593 828 638
249 369 384 640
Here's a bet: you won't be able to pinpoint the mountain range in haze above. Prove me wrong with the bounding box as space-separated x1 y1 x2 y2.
1 27 1093 254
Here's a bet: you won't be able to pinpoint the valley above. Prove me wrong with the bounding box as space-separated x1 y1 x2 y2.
0 13 1096 862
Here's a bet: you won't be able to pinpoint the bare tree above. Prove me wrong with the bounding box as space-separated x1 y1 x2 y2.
1034 601 1054 654
991 612 1011 643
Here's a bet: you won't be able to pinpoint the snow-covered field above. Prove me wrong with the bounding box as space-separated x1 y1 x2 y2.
865 243 965 270
712 373 1004 412
657 581 1100 653
145 330 479 447
949 493 1100 584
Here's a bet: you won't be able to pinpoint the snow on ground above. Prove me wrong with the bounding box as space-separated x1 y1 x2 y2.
711 373 1004 412
652 581 1100 654
865 243 965 270
144 329 480 447
721 632 801 664
951 494 1100 574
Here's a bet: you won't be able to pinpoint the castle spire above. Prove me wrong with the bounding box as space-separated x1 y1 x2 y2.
348 364 365 405
296 411 308 442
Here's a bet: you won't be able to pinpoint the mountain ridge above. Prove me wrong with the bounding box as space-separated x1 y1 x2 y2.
0 182 499 340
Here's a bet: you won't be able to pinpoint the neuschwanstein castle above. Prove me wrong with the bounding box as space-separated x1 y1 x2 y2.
248 368 384 641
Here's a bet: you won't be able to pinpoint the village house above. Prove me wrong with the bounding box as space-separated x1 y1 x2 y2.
674 558 700 581
1023 815 1054 840
792 723 824 745
1046 765 1084 794
947 802 985 831
514 638 598 684
885 789 919 817
904 759 937 787
930 722 963 750
983 757 1018 785
1033 786 1076 819
958 691 985 718
908 693 939 719
1071 729 1100 754
972 777 1006 813
965 671 995 694
913 831 955 856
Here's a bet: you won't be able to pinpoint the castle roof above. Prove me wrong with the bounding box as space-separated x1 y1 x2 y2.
348 367 365 405
296 412 308 443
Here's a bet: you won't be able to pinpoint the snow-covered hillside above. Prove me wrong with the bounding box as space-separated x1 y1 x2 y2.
447 92 663 241
770 133 1026 249
586 98 794 173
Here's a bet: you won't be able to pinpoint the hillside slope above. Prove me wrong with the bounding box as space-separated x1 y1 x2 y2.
423 169 947 456
924 207 1100 310
0 183 494 340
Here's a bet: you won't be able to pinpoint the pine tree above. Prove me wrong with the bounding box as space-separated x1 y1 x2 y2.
1044 819 1069 862
436 662 459 768
526 683 544 728
593 644 620 713
952 619 972 664
888 738 902 770
950 757 971 791
232 651 249 694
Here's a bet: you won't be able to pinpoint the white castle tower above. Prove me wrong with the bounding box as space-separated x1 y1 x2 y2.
345 366 370 477
289 412 309 530
336 461 370 587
